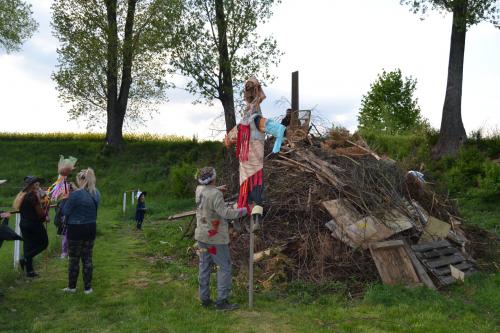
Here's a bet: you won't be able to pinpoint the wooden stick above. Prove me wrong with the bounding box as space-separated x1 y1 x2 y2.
346 140 381 160
167 210 196 221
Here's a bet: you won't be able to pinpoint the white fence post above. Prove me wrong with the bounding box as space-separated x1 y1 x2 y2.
13 213 21 268
123 192 127 213
131 191 135 205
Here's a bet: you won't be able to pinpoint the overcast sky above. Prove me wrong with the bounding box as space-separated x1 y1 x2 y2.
1 0 499 139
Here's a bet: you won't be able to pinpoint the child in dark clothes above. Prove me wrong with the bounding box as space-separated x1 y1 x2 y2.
135 191 147 230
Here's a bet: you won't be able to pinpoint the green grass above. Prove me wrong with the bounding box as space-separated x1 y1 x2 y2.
1 133 499 332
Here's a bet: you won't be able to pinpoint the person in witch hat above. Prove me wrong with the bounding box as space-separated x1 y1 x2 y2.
13 176 49 278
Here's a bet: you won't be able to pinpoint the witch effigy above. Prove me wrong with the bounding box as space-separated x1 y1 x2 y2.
225 77 286 228
47 155 77 258
47 156 78 202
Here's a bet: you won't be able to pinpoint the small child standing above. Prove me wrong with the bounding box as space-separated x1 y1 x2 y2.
135 191 147 230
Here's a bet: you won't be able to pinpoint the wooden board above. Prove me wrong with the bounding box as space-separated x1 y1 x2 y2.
419 217 451 243
323 200 395 249
322 200 360 227
346 216 394 249
383 209 414 233
369 240 421 286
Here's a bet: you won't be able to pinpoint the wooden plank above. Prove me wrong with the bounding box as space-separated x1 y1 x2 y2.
404 242 436 290
439 275 456 285
383 209 414 233
167 210 196 221
322 200 360 227
425 254 465 268
419 247 459 259
369 241 421 286
325 220 357 248
432 261 473 276
412 240 451 252
369 240 404 251
345 216 395 248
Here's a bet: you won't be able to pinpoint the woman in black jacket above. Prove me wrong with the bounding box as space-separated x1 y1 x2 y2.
13 176 49 277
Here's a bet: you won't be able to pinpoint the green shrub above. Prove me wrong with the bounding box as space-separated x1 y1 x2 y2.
474 162 500 201
442 146 486 194
167 162 197 198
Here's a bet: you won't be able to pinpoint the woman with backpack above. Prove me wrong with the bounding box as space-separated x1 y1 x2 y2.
61 168 100 294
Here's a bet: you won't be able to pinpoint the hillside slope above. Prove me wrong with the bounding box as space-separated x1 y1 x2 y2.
0 134 499 333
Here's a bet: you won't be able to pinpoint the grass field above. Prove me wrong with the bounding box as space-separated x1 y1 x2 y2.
0 134 499 333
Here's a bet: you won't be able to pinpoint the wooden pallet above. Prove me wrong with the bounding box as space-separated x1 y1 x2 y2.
411 240 476 286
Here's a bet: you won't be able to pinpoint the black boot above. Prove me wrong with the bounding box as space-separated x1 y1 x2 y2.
25 257 38 277
19 258 26 272
215 299 239 311
200 299 213 308
26 271 39 278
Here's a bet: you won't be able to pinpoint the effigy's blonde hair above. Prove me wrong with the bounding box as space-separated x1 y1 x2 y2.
77 168 97 194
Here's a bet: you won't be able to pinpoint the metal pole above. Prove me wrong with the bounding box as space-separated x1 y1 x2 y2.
13 213 21 268
248 214 255 308
123 192 127 213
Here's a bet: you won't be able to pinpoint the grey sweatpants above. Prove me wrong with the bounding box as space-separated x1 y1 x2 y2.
197 241 232 303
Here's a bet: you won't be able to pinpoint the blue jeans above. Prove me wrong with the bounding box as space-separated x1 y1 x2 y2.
197 242 232 303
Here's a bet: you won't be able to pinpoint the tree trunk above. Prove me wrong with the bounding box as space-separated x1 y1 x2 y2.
215 0 236 133
104 0 123 149
107 109 125 148
104 0 137 150
117 0 137 120
432 1 468 159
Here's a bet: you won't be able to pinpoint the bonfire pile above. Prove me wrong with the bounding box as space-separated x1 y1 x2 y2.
219 128 481 290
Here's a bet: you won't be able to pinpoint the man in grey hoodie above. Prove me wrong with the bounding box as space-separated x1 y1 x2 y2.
195 167 247 311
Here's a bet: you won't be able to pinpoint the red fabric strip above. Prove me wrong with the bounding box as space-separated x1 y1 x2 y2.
236 124 251 162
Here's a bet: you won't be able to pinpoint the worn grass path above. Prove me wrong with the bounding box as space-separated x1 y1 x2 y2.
1 208 499 333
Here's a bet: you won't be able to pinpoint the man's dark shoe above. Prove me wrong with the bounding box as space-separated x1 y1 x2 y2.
26 271 39 278
200 299 213 308
215 299 239 311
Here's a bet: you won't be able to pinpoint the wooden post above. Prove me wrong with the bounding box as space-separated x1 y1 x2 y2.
249 215 255 308
290 71 300 127
291 71 299 111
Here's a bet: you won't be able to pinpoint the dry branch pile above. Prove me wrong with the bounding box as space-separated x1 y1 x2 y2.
218 129 480 289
